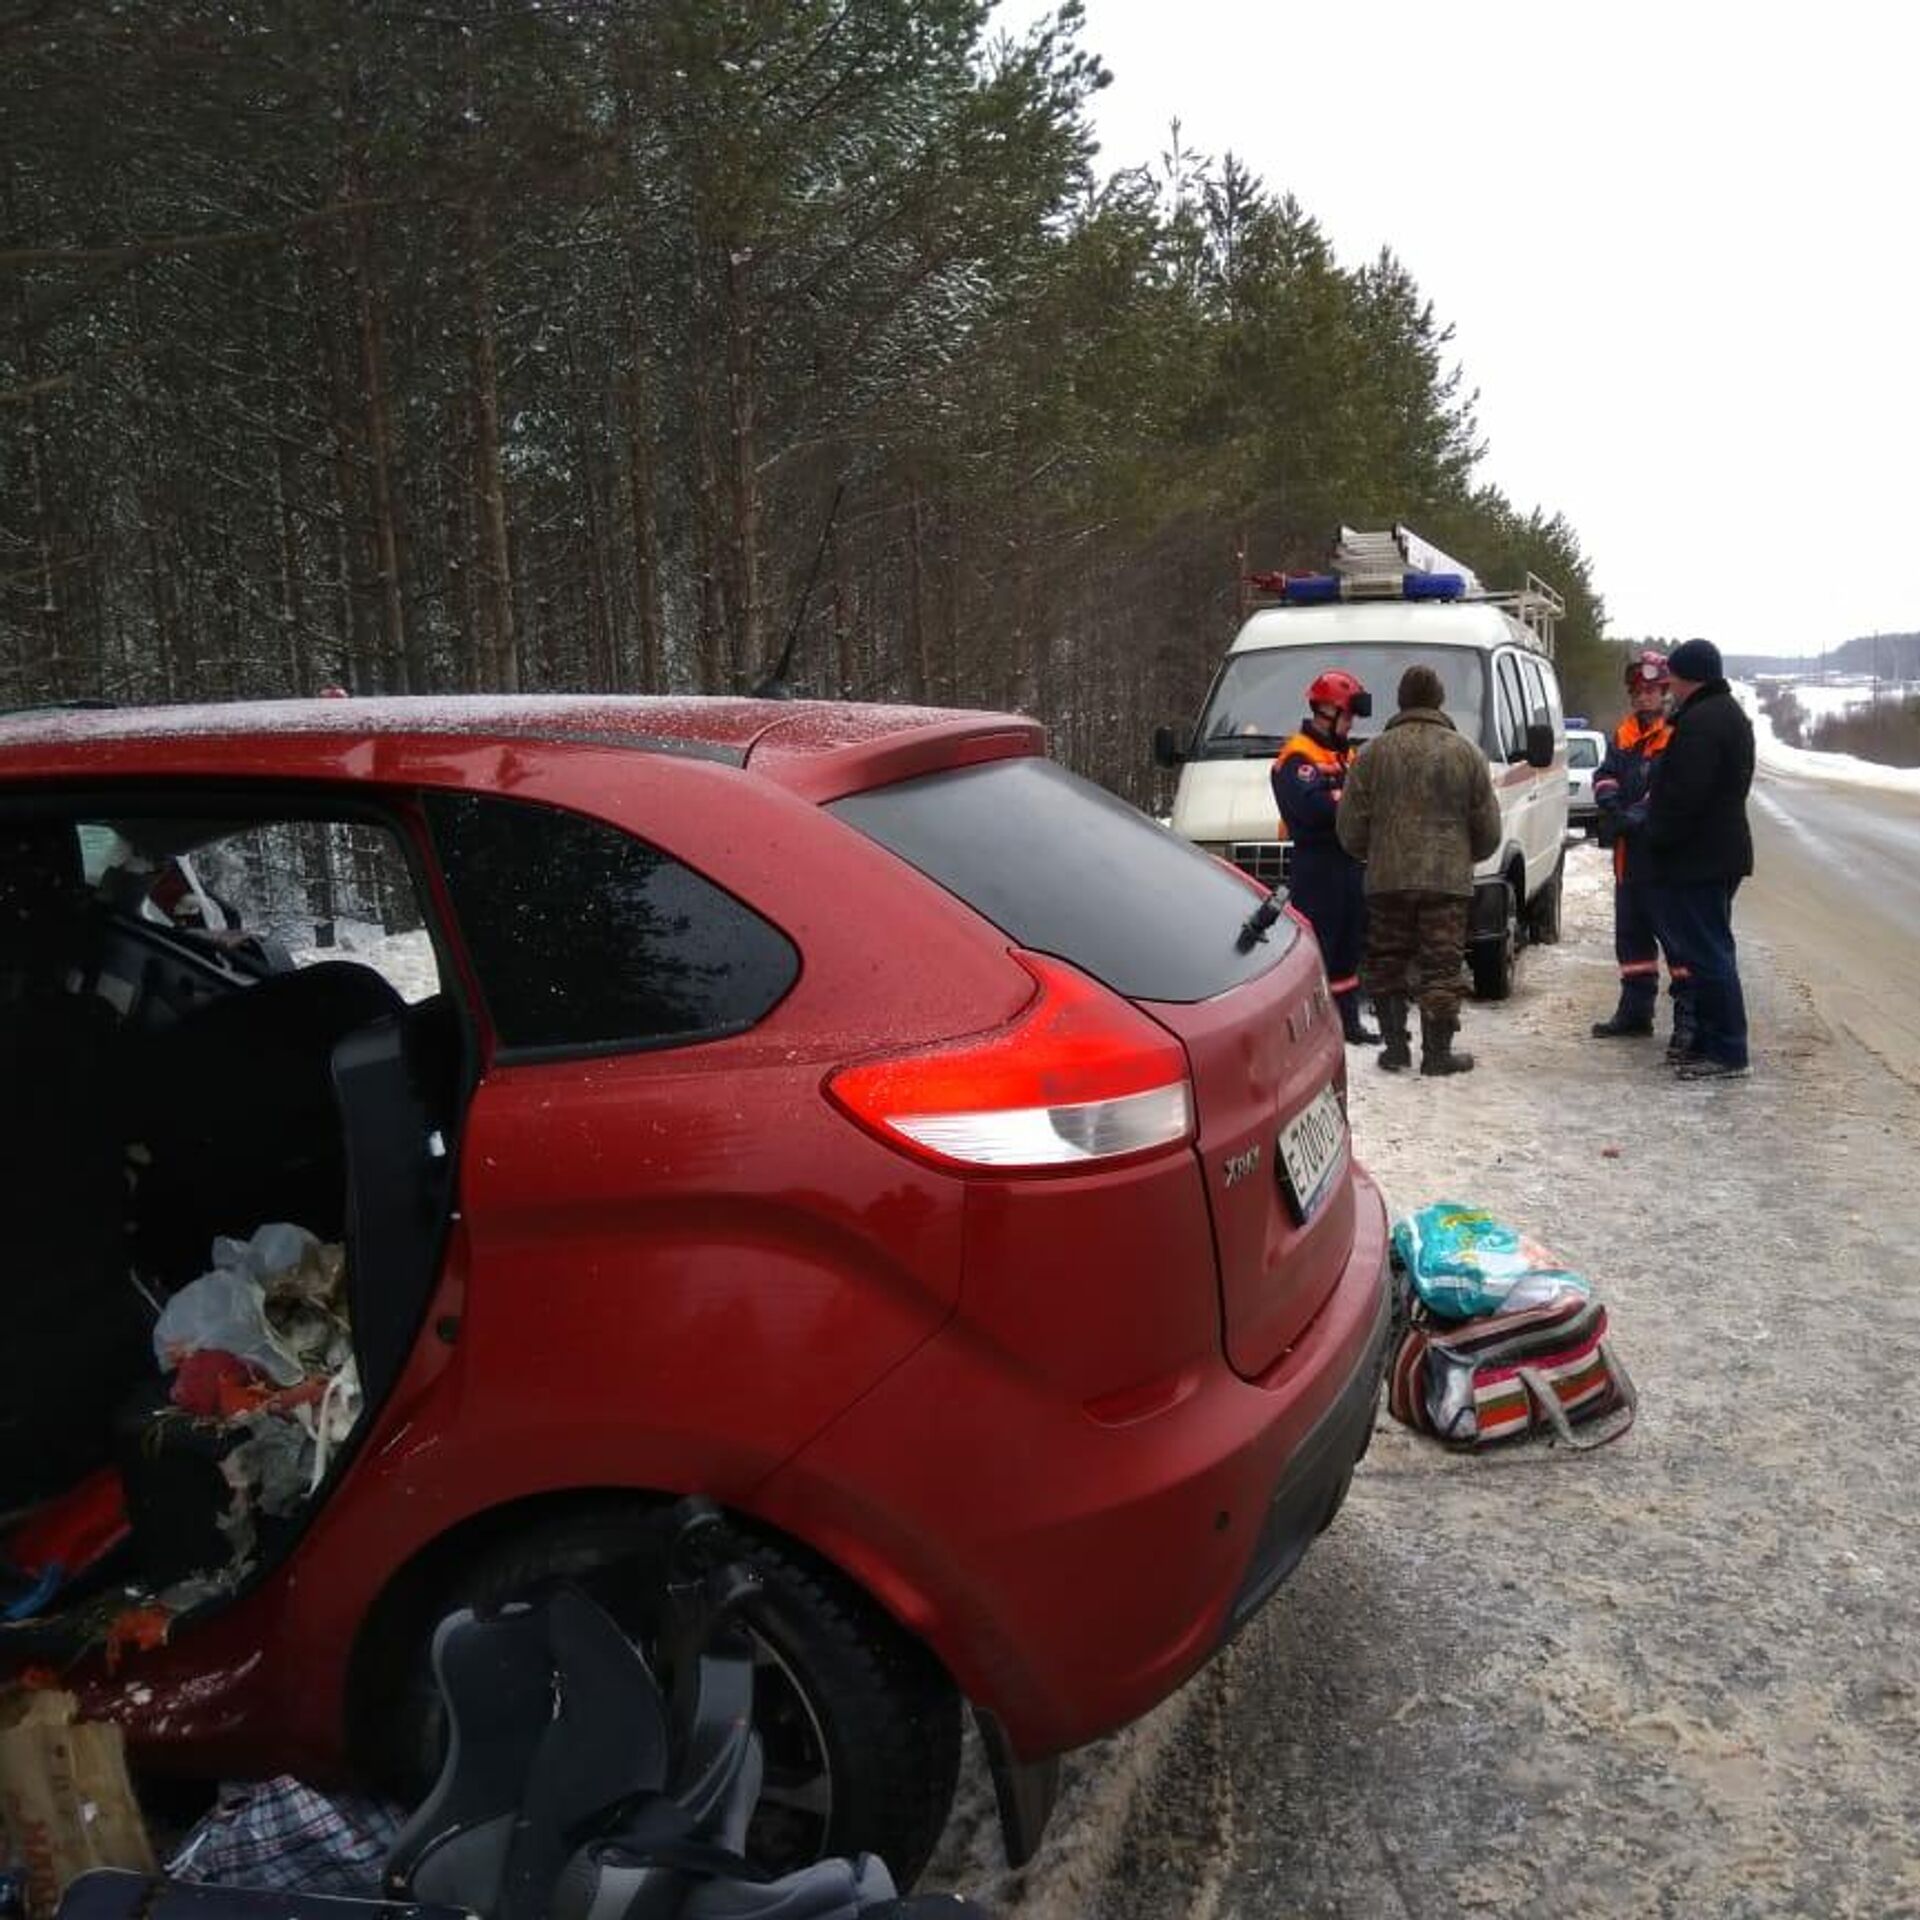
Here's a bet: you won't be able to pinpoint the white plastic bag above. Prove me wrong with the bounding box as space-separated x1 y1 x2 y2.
152 1268 304 1386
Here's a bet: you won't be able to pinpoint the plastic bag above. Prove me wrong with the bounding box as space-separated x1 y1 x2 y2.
152 1270 303 1387
1391 1203 1589 1322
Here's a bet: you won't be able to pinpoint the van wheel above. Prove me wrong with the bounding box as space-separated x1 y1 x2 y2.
390 1508 961 1889
1526 856 1564 946
1470 885 1517 1001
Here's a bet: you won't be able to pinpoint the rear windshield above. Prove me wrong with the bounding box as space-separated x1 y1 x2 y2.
1193 645 1487 758
830 756 1295 1004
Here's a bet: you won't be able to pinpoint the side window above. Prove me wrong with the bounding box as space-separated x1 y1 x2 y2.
86 816 441 1003
1495 655 1529 759
1519 654 1556 729
425 792 798 1057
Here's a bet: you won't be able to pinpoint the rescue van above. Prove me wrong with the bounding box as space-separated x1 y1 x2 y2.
1155 526 1569 999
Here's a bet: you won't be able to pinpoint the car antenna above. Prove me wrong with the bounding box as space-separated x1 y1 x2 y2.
752 480 845 701
1236 882 1292 952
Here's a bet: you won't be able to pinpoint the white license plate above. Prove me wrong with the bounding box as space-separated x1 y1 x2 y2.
1277 1084 1347 1222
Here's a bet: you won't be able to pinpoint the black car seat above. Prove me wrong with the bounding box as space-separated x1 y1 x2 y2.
387 1590 673 1920
389 1504 913 1920
0 821 153 1510
126 960 405 1285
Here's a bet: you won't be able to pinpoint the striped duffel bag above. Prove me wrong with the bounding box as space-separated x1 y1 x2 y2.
1387 1284 1636 1450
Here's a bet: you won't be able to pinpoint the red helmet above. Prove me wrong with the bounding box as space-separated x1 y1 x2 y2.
1306 669 1373 720
1625 650 1670 689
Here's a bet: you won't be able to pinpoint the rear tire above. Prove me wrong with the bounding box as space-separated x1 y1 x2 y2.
388 1507 961 1890
1470 884 1517 1001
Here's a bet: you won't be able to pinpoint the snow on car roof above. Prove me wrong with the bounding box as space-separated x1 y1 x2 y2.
0 694 1041 797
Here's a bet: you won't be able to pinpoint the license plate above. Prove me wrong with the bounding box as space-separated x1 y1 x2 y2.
1277 1084 1347 1223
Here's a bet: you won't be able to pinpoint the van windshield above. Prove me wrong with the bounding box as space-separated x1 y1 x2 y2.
1192 646 1488 758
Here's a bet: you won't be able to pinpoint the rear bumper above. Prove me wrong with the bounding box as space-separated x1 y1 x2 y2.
755 1166 1393 1759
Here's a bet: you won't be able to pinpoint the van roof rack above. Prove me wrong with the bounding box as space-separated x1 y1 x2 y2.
1242 525 1562 658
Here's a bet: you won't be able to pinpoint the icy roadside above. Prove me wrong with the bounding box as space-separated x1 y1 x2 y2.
1736 681 1920 795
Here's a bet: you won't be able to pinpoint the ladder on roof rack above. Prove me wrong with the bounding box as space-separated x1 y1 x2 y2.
1484 573 1565 658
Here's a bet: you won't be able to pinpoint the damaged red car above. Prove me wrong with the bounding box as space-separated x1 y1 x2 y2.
0 696 1390 1884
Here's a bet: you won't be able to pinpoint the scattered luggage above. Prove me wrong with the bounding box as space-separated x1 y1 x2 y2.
1387 1204 1637 1450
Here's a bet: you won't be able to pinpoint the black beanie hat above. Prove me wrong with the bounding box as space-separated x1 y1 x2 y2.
1666 638 1722 683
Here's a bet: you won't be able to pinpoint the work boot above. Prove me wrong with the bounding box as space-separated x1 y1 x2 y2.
1591 1003 1655 1039
1666 997 1697 1062
1376 994 1412 1073
1419 1008 1475 1076
1339 994 1380 1047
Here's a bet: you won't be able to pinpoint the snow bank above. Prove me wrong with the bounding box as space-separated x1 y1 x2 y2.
1735 682 1920 795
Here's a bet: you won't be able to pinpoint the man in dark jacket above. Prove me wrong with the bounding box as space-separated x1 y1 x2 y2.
1337 663 1502 1076
1272 669 1377 1047
1646 637 1754 1080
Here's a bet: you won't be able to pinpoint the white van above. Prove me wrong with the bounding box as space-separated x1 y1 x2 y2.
1156 546 1569 1000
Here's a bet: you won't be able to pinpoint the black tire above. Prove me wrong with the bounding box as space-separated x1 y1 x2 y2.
1527 856 1564 946
1470 884 1517 1001
388 1506 961 1889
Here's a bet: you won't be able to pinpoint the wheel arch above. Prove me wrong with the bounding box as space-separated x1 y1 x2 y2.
341 1483 960 1778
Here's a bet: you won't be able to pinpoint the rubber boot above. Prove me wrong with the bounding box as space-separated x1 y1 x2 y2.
1376 994 1413 1073
1419 1008 1475 1076
1338 992 1380 1047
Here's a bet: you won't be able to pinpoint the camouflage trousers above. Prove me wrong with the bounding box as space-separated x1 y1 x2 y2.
1361 890 1470 1022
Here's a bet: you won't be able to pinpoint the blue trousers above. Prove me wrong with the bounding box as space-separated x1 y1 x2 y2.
1290 842 1366 1001
1613 877 1691 1024
1652 879 1748 1067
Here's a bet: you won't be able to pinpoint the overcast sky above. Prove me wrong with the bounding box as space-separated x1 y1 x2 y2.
992 0 1918 658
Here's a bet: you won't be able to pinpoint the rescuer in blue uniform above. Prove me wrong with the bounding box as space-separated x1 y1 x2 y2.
1274 670 1378 1046
1591 649 1694 1053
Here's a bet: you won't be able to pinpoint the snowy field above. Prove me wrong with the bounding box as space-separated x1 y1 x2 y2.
1736 682 1920 796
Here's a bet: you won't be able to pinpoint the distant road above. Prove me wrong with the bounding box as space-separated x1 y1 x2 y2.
1744 766 1920 1083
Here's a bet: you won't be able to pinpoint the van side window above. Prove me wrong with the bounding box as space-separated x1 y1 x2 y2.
1519 654 1553 728
1495 655 1529 759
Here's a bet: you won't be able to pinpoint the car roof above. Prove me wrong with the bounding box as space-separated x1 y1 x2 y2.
0 696 1045 804
1228 601 1527 655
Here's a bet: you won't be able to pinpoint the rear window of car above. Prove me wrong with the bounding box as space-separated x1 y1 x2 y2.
830 757 1295 1004
425 792 797 1057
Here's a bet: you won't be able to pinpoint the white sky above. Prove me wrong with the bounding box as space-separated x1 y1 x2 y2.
991 0 1919 656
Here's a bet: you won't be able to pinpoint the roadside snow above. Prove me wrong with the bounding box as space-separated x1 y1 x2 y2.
1736 681 1920 795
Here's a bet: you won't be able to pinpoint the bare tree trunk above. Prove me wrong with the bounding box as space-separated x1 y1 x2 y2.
625 308 666 693
345 192 409 692
466 201 518 692
721 241 762 687
446 448 479 691
832 511 855 698
689 306 727 691
904 478 929 702
275 438 308 694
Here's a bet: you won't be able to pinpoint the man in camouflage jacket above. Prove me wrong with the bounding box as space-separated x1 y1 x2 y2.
1337 663 1501 1075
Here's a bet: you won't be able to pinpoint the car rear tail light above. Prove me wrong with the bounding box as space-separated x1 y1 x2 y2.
826 951 1194 1173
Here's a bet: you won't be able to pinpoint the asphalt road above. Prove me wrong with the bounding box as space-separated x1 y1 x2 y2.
1744 768 1920 1086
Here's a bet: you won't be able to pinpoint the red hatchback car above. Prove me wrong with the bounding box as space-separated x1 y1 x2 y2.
0 696 1389 1883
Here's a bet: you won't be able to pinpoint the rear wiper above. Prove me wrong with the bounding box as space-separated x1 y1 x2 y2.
1236 883 1292 953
